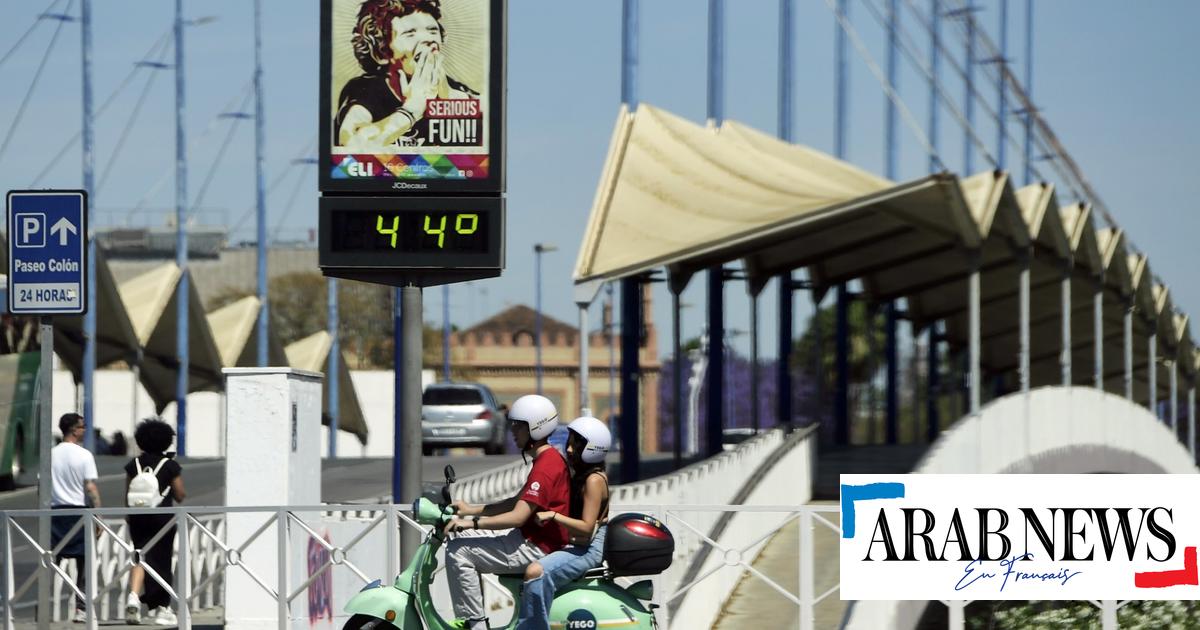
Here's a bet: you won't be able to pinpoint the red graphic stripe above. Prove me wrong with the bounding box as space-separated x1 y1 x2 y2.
1135 546 1198 588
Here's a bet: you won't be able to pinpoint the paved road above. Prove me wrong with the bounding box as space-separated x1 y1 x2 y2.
0 453 522 510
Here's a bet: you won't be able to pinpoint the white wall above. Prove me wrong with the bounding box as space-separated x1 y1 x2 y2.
53 368 434 458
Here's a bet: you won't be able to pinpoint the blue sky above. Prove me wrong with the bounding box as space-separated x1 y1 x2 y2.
2 0 1197 360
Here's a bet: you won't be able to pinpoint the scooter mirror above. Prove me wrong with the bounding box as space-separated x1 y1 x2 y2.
444 465 457 484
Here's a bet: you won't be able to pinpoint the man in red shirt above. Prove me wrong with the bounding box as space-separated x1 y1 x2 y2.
445 395 570 630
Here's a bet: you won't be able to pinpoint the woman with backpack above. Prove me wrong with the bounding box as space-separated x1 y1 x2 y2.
515 416 612 630
123 419 186 625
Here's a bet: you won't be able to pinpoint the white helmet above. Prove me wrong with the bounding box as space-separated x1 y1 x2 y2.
507 395 559 441
568 416 611 464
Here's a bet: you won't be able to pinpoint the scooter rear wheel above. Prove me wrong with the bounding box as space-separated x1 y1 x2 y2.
343 614 398 630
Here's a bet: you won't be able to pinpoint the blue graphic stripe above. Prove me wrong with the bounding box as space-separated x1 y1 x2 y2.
841 482 905 538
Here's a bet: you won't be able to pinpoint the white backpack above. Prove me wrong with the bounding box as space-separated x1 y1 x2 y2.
127 457 169 508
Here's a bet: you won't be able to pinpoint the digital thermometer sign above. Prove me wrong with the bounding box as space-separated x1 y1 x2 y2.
319 196 504 285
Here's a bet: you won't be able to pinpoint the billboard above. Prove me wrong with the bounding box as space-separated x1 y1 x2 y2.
320 0 506 194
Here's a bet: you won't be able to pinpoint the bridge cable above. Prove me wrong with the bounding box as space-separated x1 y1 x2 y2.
229 135 316 239
0 0 66 72
188 85 255 219
125 77 253 224
0 0 76 169
97 37 175 194
820 0 947 172
30 31 173 187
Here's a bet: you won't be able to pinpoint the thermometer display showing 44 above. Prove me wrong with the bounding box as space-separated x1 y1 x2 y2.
331 210 490 254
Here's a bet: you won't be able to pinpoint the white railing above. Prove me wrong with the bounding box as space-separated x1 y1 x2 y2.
1 502 838 630
454 457 532 505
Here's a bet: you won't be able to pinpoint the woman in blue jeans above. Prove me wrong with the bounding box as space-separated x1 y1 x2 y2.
516 416 612 630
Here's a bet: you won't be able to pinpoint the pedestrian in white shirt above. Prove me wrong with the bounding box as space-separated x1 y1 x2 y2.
50 413 101 623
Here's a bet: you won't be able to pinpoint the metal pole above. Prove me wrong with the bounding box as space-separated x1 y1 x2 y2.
997 0 1008 169
964 6 975 174
672 289 683 467
83 511 95 629
1170 360 1178 432
778 276 793 430
1061 263 1072 386
327 279 339 458
835 285 850 445
705 0 725 458
928 0 941 173
174 0 190 454
175 512 191 629
400 285 422 560
833 0 850 446
707 0 724 126
619 279 642 481
2 511 14 630
706 269 724 457
777 0 794 432
579 304 590 416
750 294 760 433
254 0 269 367
948 600 966 630
392 288 403 499
779 0 794 143
1189 386 1196 461
442 285 451 381
81 0 96 453
883 0 899 445
1023 0 1034 185
607 284 616 422
885 0 898 179
1100 600 1117 630
835 0 849 158
1150 331 1158 414
799 510 814 630
1019 254 1030 393
1094 279 1103 390
37 317 53 630
969 254 981 417
535 249 543 395
621 0 638 107
927 326 940 441
276 508 288 630
1125 301 1133 400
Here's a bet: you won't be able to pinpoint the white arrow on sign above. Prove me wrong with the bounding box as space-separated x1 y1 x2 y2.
49 217 77 246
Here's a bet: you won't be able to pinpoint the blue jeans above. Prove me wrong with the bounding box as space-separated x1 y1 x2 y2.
516 526 606 630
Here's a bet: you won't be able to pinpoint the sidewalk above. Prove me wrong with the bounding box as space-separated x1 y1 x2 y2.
11 607 224 630
712 501 845 630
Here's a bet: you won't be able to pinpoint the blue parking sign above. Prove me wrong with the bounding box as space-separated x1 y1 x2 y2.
6 190 87 315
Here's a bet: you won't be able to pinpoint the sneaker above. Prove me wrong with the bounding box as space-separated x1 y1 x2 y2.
72 608 86 623
152 607 177 626
126 593 142 624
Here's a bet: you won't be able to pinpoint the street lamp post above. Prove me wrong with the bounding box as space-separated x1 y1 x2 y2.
534 243 557 395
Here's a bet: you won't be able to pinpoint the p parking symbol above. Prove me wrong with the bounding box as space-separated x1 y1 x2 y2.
15 213 45 248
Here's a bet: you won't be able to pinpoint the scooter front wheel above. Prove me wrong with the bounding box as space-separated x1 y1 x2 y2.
343 614 398 630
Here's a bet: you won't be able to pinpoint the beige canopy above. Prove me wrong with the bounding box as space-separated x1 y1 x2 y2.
574 104 1193 404
119 263 224 412
206 296 289 368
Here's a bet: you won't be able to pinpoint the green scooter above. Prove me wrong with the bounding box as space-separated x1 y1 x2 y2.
343 466 659 630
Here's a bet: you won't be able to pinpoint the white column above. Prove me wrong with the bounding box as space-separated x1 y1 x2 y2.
223 368 323 630
1124 303 1133 400
1094 278 1103 390
1061 264 1072 386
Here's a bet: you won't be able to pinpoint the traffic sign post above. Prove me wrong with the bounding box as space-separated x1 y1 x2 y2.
6 190 88 625
7 191 88 315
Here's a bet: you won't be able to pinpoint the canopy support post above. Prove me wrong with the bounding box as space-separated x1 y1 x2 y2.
706 268 725 457
1124 300 1134 401
835 284 850 445
1094 277 1104 390
620 278 642 482
1061 260 1072 387
778 274 794 431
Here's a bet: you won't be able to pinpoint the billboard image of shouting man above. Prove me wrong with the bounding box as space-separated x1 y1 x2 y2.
335 0 482 150
323 0 501 193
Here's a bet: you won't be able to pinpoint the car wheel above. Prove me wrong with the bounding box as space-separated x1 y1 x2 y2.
422 446 434 456
484 442 502 456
